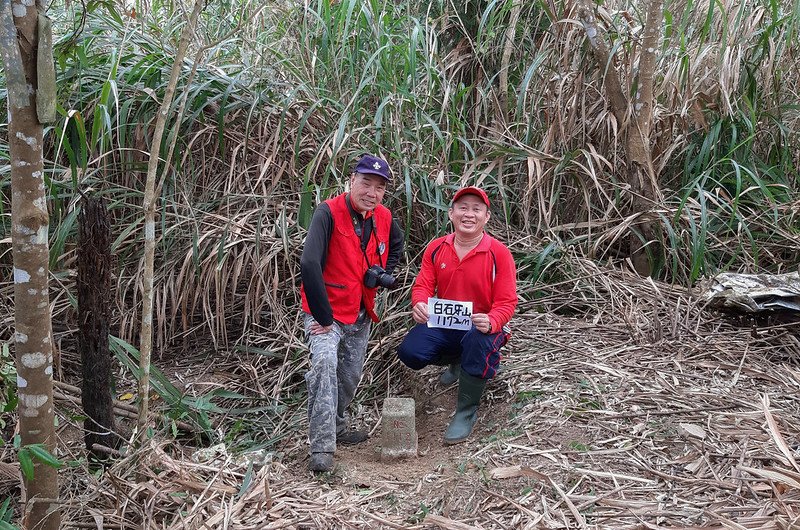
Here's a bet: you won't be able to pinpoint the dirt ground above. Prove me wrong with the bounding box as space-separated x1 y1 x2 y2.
303 366 513 482
265 312 800 529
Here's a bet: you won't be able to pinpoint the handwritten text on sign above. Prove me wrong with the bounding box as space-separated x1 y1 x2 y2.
427 297 473 331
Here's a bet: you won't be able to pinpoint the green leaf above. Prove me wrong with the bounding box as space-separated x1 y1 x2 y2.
18 448 34 481
28 444 63 469
0 496 11 520
237 462 254 499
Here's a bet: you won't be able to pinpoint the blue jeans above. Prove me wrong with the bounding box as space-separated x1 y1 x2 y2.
397 324 509 379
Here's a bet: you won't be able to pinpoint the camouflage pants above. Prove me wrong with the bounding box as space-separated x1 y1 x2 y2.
304 311 370 454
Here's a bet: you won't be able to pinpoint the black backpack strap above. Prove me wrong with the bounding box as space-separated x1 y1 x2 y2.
430 241 445 267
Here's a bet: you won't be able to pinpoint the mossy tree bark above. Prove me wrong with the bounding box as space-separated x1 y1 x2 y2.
1 0 60 528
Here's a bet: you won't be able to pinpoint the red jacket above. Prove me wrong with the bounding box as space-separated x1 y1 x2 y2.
412 233 517 332
300 193 392 324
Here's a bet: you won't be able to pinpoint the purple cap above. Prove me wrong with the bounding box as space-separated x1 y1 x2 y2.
353 154 391 180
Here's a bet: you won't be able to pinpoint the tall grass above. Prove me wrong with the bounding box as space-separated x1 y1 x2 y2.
1 0 797 335
0 0 798 448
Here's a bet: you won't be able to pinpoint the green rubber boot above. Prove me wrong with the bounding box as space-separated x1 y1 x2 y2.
439 363 460 386
444 372 487 445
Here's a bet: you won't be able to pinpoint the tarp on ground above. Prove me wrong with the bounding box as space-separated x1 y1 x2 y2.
700 271 800 313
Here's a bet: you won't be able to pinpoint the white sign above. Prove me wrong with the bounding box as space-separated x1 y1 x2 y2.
427 297 473 331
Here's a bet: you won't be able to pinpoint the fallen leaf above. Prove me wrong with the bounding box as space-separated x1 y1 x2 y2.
678 423 706 439
489 465 549 481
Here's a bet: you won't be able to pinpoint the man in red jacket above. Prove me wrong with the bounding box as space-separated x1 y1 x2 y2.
300 154 404 472
398 186 517 444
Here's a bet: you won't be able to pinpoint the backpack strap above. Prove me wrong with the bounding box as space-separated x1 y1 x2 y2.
430 240 446 267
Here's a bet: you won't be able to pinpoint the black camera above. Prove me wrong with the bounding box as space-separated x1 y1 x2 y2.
363 265 396 289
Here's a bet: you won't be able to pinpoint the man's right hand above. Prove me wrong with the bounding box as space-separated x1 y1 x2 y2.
310 322 333 335
411 302 429 324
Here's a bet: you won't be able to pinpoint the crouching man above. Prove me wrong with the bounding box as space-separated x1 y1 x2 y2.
397 186 517 444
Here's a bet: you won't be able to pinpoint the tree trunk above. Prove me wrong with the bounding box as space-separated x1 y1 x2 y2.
78 195 117 460
1 0 60 528
626 0 664 275
137 0 204 439
578 0 664 276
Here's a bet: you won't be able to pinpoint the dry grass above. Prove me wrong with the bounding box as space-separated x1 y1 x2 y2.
3 258 797 529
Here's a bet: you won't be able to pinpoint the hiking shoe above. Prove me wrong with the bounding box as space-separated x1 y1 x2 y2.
337 429 368 445
439 363 460 386
309 452 334 472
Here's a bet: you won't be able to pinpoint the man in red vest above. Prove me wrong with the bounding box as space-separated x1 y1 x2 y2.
300 154 404 472
398 186 517 444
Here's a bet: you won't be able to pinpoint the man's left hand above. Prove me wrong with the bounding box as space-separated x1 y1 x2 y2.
310 322 334 335
471 313 492 334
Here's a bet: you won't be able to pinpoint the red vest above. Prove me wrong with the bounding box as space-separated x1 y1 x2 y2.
301 193 392 324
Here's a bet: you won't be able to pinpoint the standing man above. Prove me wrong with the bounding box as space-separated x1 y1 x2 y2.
300 154 404 472
398 186 517 444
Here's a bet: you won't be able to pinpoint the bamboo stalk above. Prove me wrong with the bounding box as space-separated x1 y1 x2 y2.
137 0 205 442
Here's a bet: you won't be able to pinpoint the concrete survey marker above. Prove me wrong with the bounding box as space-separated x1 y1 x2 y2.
380 397 418 460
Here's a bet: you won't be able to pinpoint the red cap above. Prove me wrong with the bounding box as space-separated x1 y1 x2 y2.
452 186 490 208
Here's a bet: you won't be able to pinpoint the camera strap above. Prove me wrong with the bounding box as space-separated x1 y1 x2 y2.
359 217 385 269
359 217 373 252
